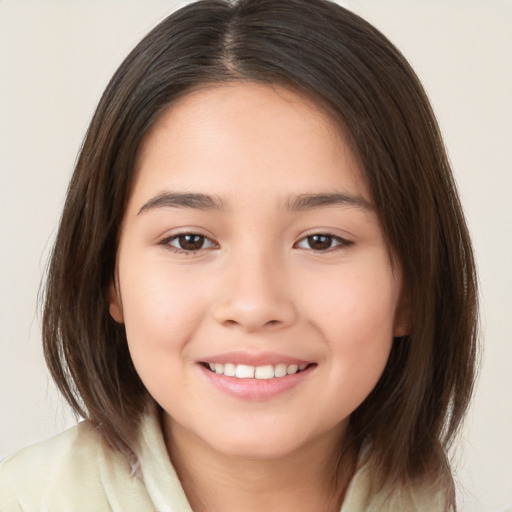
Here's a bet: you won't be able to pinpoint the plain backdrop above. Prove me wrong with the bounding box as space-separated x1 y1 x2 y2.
0 1 511 511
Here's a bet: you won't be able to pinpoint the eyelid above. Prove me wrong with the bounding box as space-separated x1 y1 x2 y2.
158 228 219 254
294 231 354 251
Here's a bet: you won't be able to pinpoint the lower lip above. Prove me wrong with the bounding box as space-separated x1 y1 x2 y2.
198 364 315 400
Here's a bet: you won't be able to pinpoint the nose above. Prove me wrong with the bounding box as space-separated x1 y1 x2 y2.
212 251 297 332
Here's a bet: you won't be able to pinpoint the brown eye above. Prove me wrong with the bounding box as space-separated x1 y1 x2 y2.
178 234 205 251
306 234 334 250
165 233 217 253
296 233 352 251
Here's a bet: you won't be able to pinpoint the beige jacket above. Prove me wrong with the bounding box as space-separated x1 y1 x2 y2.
0 411 446 512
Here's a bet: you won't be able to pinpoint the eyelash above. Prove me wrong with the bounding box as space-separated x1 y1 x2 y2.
160 232 218 255
294 232 354 252
159 231 353 255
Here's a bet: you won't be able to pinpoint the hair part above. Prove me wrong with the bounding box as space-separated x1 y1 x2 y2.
42 0 478 507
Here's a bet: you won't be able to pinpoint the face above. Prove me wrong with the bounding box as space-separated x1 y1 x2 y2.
110 82 406 461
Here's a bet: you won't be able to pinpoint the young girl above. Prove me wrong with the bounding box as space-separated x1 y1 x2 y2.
0 0 478 510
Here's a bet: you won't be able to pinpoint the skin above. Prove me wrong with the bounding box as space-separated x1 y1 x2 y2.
110 82 407 511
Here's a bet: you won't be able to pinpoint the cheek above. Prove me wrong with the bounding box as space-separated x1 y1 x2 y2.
117 258 210 373
302 263 398 396
305 263 399 337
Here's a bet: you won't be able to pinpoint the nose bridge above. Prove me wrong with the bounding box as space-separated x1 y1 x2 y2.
213 241 296 330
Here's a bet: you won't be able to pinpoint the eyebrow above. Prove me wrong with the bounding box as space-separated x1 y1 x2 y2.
137 190 372 215
138 192 226 215
285 192 372 211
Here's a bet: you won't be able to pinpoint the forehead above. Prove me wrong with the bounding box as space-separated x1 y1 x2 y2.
130 81 369 207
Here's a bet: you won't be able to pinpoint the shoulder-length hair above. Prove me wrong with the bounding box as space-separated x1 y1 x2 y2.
43 0 478 506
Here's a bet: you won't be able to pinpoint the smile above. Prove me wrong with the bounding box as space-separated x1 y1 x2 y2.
203 362 310 379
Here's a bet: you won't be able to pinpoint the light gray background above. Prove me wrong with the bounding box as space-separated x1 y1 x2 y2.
1 1 511 511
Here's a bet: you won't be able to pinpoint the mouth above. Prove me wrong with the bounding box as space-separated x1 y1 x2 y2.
201 362 314 380
198 357 316 400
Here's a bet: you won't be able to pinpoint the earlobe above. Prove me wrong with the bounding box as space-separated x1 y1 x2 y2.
108 281 124 324
393 292 411 338
393 320 409 338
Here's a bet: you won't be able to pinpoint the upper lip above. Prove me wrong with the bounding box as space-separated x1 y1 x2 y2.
198 351 313 367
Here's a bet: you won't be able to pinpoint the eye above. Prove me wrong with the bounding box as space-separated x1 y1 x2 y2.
162 233 218 253
295 233 352 251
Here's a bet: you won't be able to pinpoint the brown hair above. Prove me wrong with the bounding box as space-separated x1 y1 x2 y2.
43 0 478 506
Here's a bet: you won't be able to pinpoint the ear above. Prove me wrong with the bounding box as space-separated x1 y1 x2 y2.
108 280 124 324
393 291 411 338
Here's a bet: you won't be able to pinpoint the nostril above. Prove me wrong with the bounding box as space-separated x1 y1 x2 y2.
213 298 297 331
221 318 282 328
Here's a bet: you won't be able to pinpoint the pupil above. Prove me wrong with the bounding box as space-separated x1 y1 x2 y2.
309 235 332 250
179 234 204 251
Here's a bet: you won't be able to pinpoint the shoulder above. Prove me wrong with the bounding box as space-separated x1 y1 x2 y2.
343 455 449 512
0 421 111 511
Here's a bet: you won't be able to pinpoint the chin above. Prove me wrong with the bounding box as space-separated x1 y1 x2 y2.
213 437 304 461
200 422 334 462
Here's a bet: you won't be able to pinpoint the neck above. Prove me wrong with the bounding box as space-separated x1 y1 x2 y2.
164 417 356 512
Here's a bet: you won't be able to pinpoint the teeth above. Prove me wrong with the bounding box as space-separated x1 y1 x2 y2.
234 364 254 378
205 362 309 379
274 364 287 378
287 364 298 375
255 365 274 380
223 363 236 377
